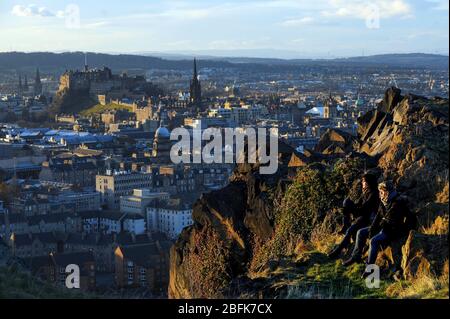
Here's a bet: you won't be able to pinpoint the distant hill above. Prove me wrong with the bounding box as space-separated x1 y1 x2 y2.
0 52 447 72
0 52 235 72
330 53 449 69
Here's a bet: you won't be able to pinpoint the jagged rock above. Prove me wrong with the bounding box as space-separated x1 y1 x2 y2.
378 86 403 113
169 87 449 299
357 88 449 207
315 128 356 155
169 141 296 298
401 231 448 280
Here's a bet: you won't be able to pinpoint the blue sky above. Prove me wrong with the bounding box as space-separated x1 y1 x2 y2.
0 0 448 58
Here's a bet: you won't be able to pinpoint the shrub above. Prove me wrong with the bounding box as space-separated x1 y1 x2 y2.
184 227 232 298
250 158 365 268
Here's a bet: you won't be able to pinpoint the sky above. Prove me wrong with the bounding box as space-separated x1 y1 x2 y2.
0 0 448 58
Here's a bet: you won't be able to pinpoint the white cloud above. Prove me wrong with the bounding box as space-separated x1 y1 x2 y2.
11 4 55 18
281 17 315 27
321 0 412 20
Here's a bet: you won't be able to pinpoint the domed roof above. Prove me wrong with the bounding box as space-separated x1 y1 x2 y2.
155 126 170 138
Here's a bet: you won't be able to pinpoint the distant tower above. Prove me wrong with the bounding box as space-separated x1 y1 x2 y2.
18 74 23 94
84 52 89 72
189 58 202 111
24 75 29 92
292 102 306 127
152 125 172 163
323 93 337 119
34 68 42 96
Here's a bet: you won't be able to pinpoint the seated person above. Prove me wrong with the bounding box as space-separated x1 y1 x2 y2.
342 181 417 277
328 173 380 259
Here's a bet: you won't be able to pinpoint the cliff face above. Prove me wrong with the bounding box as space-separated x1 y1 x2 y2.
169 88 449 299
169 142 294 298
357 87 448 207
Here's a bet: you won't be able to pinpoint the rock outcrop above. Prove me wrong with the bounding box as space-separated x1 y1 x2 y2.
358 87 449 211
401 230 448 280
314 128 357 155
169 141 294 298
169 87 449 298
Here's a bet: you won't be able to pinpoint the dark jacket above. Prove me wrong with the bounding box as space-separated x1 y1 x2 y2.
352 189 380 223
369 192 416 239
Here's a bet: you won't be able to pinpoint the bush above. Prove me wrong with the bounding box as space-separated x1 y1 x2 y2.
184 227 232 298
250 158 365 268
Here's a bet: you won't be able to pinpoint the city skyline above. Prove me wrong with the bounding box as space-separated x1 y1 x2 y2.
0 0 448 58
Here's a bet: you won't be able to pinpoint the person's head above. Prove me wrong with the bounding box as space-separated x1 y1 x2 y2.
378 181 395 204
362 173 378 193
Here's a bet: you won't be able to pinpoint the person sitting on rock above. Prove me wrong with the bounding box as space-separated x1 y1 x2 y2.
342 181 417 277
327 173 380 259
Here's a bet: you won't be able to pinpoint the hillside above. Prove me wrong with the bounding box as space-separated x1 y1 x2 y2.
0 265 88 299
0 52 235 72
169 87 449 299
80 103 133 117
0 243 87 299
0 52 447 73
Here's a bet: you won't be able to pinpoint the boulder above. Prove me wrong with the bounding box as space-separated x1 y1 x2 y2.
401 231 448 280
315 128 356 155
378 86 403 113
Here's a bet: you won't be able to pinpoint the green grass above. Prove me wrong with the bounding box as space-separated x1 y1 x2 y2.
0 266 89 299
257 252 391 299
80 103 133 116
386 275 449 299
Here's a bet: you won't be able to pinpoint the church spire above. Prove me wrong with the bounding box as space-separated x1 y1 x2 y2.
18 74 22 93
84 52 88 72
189 58 202 111
193 58 198 79
34 68 42 96
24 75 29 91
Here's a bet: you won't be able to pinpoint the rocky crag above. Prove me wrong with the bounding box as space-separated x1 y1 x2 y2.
169 87 449 299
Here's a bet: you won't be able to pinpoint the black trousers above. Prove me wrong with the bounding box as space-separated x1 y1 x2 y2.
336 199 370 253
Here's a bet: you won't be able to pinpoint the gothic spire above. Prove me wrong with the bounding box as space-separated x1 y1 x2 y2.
193 58 198 79
35 68 41 83
18 74 22 93
84 52 88 71
34 68 42 96
189 58 202 110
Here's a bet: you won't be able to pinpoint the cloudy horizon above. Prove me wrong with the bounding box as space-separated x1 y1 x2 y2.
0 0 448 59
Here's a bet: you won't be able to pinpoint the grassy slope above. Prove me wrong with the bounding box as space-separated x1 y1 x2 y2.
250 250 448 299
80 103 133 116
251 252 389 299
0 266 88 299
